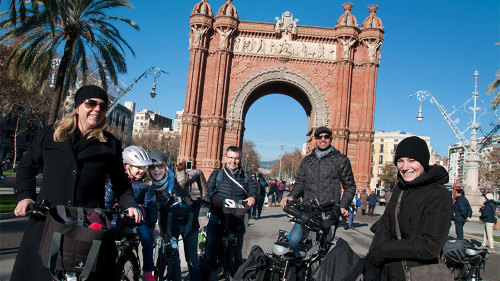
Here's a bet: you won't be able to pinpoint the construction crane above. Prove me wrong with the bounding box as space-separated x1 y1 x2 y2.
106 67 168 117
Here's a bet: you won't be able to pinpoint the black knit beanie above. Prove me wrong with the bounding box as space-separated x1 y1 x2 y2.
74 85 109 108
393 136 430 170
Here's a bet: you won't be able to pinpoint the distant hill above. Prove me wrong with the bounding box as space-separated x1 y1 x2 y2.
260 160 276 169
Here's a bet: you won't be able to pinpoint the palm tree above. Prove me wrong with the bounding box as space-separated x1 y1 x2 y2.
487 69 500 109
0 0 139 124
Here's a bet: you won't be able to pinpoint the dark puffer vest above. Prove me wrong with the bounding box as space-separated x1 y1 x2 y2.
289 147 357 209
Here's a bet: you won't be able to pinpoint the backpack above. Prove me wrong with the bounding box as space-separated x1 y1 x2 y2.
233 245 280 281
311 238 364 281
443 239 475 267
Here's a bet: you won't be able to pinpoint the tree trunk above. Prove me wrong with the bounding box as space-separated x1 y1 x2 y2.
48 38 75 124
13 117 19 169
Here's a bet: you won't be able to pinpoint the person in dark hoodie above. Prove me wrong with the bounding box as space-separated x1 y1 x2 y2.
452 188 472 240
479 193 497 254
365 136 452 280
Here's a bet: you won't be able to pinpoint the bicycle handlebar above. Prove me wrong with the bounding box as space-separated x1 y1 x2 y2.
283 199 340 233
26 199 52 217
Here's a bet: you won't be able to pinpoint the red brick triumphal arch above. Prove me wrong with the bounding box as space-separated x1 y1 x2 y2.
179 1 384 188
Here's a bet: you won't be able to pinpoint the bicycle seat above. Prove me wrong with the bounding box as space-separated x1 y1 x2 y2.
465 248 487 256
272 241 306 258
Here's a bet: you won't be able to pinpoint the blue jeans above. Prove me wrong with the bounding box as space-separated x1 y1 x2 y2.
167 230 201 281
250 195 265 218
289 223 303 246
201 215 244 281
348 209 355 229
135 223 155 273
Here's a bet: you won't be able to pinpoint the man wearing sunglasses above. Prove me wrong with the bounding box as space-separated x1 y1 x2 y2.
280 126 357 246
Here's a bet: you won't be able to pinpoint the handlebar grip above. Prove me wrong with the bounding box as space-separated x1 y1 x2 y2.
283 205 310 223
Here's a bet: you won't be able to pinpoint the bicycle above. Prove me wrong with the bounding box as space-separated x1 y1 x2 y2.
236 199 354 281
443 239 489 281
109 205 142 281
154 197 203 281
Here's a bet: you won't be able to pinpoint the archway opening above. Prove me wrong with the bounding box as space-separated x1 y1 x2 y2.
243 81 311 162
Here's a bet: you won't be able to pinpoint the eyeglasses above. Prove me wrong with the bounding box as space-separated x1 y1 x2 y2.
316 134 332 140
83 99 109 112
226 156 241 161
149 163 166 170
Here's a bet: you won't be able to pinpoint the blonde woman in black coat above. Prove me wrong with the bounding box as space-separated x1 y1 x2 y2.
11 85 142 281
365 136 452 281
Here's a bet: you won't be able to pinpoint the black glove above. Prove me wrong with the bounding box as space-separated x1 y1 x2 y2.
366 246 384 267
362 258 381 281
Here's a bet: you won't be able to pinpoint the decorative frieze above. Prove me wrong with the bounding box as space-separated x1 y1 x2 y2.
233 36 337 61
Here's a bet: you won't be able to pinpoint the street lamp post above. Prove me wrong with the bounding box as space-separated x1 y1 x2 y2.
409 71 500 216
279 142 284 179
106 66 167 117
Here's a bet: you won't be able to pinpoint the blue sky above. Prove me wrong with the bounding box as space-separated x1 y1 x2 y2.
2 0 499 161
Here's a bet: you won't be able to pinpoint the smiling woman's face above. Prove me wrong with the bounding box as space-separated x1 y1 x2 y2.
396 157 424 182
149 161 166 181
76 98 107 134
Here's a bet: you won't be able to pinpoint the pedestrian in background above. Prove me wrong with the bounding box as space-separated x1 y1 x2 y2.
360 189 368 215
269 179 278 207
452 188 472 240
384 188 393 205
277 179 286 203
347 196 357 230
479 193 497 254
367 192 378 216
254 173 268 219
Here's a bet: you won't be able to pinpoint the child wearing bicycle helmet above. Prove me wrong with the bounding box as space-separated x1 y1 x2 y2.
105 145 157 281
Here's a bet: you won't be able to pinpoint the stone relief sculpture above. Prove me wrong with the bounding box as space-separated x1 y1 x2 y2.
364 39 381 62
275 11 299 34
232 36 336 60
216 27 233 49
340 38 356 59
190 26 208 48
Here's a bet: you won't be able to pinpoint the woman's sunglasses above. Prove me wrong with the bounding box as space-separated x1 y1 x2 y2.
83 99 109 112
150 163 166 170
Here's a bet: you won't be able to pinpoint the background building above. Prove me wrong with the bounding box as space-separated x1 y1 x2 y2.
133 109 172 136
173 110 183 133
448 134 500 185
106 101 134 143
370 131 434 192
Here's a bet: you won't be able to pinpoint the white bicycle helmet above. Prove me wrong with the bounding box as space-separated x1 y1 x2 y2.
122 145 153 166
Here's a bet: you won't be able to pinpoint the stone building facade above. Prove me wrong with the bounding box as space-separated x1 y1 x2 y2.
370 131 433 192
179 0 384 188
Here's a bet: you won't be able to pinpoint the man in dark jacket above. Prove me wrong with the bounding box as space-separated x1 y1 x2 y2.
201 146 258 280
452 189 472 239
280 126 357 245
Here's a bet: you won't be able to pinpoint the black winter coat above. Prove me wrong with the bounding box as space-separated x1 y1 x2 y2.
368 165 452 280
11 126 136 281
207 166 258 218
289 146 356 209
452 195 472 223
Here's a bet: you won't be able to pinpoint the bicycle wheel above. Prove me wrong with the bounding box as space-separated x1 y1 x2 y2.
155 250 168 281
116 250 140 281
